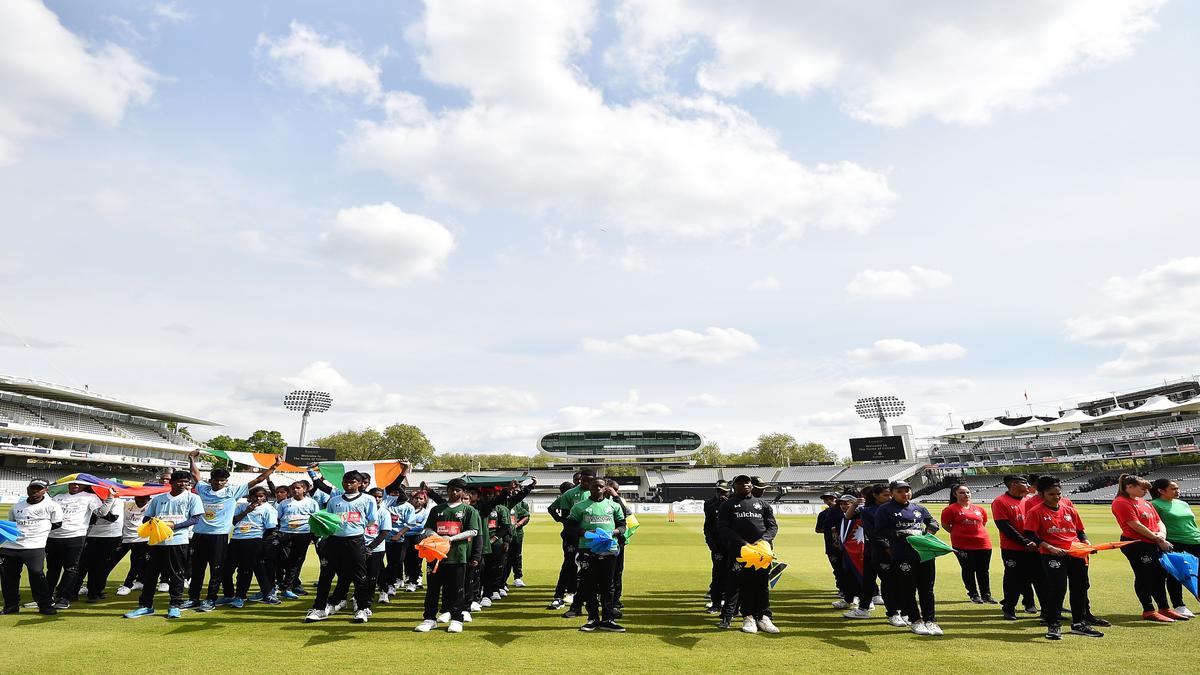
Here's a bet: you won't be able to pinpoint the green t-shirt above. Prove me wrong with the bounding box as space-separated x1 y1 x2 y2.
474 504 490 555
568 497 625 551
1152 498 1200 544
551 485 589 525
427 502 483 564
511 501 530 541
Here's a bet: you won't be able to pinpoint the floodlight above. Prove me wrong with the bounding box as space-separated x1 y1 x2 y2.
855 395 906 436
284 390 333 447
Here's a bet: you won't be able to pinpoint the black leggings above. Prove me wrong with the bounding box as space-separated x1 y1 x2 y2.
45 536 85 601
955 548 992 598
222 538 263 599
506 537 524 582
1041 554 1090 624
80 536 122 599
311 536 369 612
891 559 936 622
484 547 507 595
112 541 150 587
1120 539 1170 612
1000 549 1043 611
188 533 228 602
554 534 578 599
1167 541 1200 607
403 538 424 585
384 540 406 588
578 551 618 621
276 533 311 592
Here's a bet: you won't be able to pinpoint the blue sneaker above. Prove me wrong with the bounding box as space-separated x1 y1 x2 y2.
178 600 198 610
196 600 215 612
282 590 301 600
263 595 281 605
230 598 245 609
247 592 264 602
167 606 182 619
214 597 234 606
123 606 154 619
291 585 307 596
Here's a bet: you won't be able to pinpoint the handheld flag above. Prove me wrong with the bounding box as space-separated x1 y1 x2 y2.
308 511 343 539
0 520 20 544
584 529 617 554
623 515 640 543
767 560 788 589
1160 551 1200 601
1067 540 1134 565
415 534 451 572
736 540 774 569
137 518 175 546
906 533 955 562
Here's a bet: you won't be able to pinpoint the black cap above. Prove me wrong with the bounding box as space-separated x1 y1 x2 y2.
732 474 752 483
446 478 468 489
836 493 856 502
889 480 911 490
820 491 838 499
750 476 769 488
715 480 730 493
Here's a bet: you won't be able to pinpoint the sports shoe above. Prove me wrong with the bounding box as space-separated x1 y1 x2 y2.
282 590 300 600
461 611 472 622
1046 623 1062 640
1143 610 1175 623
756 617 780 633
717 617 732 629
843 608 872 619
330 600 347 615
741 616 758 633
405 583 418 592
52 599 69 610
39 606 57 616
157 583 169 592
378 592 389 604
414 619 437 632
1084 614 1111 627
599 620 626 632
546 598 564 610
230 598 244 609
78 586 88 596
22 601 37 608
871 595 884 605
124 606 154 619
131 582 143 591
498 588 508 598
304 609 327 623
1002 609 1018 621
178 600 198 610
1024 605 1038 614
116 585 132 596
1162 608 1189 621
888 614 909 627
437 612 451 623
1071 622 1103 637
215 597 234 607
166 607 182 619
353 609 369 623
563 593 574 605
925 622 944 636
513 579 525 588
480 596 493 608
580 620 600 632
447 620 463 633
470 601 482 612
704 605 721 614
196 600 215 612
563 609 580 618
490 592 502 601
248 592 265 602
981 595 998 604
290 585 307 595
969 595 984 604
263 595 281 605
910 621 930 635
831 599 851 609
1175 606 1196 619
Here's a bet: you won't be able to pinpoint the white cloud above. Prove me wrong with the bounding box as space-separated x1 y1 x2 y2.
318 202 455 285
337 0 895 240
612 0 1163 126
601 389 671 416
152 2 189 23
833 377 893 398
748 277 781 291
619 246 648 271
686 393 727 408
1066 257 1200 377
918 378 975 396
256 21 382 101
847 338 966 363
425 386 540 414
799 409 863 428
846 266 951 298
0 0 157 165
584 327 759 364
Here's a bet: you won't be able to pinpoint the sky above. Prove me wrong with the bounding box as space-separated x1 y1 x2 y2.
2 0 1199 458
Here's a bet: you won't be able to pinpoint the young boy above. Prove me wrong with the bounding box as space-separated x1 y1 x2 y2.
1 479 64 615
78 493 124 602
717 475 779 634
304 472 384 624
547 470 594 610
567 477 627 632
114 495 152 596
48 481 115 608
507 498 530 588
222 486 278 607
124 471 204 619
414 478 482 634
275 480 320 600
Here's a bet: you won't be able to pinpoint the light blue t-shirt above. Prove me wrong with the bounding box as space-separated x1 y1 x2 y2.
145 491 204 546
231 503 278 540
276 496 321 535
325 493 380 538
366 504 392 554
193 482 250 535
405 505 431 539
387 501 416 534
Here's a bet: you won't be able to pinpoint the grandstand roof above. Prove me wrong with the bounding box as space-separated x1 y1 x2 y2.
0 375 219 425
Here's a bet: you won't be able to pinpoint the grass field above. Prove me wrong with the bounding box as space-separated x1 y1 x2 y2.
1 506 1197 673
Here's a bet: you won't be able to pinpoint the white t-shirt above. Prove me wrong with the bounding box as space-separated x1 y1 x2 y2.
122 500 150 543
87 498 125 538
50 492 103 539
2 498 64 550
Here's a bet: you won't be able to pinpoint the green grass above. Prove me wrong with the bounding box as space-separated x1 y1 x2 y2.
1 507 1196 673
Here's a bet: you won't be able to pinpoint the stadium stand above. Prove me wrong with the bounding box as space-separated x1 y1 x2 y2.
775 465 845 482
0 400 54 427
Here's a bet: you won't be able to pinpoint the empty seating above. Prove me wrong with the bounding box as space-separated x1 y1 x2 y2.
0 401 54 427
775 465 845 483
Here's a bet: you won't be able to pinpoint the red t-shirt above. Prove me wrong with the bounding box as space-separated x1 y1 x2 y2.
1023 493 1073 516
1111 494 1162 542
1025 502 1085 553
940 502 992 549
991 493 1028 552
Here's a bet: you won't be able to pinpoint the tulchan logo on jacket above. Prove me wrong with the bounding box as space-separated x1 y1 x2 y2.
752 502 763 510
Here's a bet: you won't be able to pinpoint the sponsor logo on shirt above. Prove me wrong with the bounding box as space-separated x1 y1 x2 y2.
437 521 462 536
343 511 362 524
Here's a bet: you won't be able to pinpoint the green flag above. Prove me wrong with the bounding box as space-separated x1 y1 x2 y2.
906 533 955 562
309 511 342 538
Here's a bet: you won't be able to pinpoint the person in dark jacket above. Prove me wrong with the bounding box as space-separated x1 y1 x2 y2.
717 475 779 634
876 480 942 636
815 492 840 596
703 480 731 613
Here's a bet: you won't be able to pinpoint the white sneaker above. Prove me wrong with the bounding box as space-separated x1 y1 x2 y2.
563 593 574 604
332 600 347 615
480 596 493 608
843 608 872 619
378 592 389 604
866 602 876 610
925 621 944 636
513 579 525 588
910 621 931 635
741 616 758 633
447 620 464 633
131 581 144 591
78 586 88 596
831 599 851 609
888 614 909 627
496 589 507 598
353 609 370 623
116 586 132 596
461 610 472 622
470 601 482 612
414 619 437 632
757 617 780 633
437 612 451 623
871 595 884 605
304 609 327 623
1175 606 1196 619
157 582 169 592
405 583 417 592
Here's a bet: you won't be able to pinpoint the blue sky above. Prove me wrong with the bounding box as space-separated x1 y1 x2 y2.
3 0 1199 456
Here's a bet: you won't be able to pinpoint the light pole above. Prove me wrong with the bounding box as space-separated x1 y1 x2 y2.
855 395 906 436
284 390 333 447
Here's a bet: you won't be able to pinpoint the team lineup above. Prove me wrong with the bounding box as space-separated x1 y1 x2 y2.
3 458 1200 642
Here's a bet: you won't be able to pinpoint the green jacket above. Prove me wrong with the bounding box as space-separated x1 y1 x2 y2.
511 500 530 541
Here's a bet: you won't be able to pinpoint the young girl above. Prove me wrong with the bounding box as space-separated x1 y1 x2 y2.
1113 474 1182 622
222 486 278 608
941 484 994 603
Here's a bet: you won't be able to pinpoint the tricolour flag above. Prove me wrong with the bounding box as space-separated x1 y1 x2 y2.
203 449 407 489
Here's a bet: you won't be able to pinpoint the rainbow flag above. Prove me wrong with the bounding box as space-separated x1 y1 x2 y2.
203 449 408 489
50 473 169 500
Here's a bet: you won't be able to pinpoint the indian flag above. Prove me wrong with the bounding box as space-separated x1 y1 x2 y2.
204 449 408 489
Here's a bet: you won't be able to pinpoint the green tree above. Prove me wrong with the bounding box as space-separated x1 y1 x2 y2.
312 424 436 464
692 441 725 466
431 453 478 472
246 430 287 454
744 433 837 466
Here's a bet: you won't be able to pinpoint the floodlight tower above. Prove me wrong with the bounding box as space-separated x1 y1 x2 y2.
855 395 906 436
284 390 333 447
